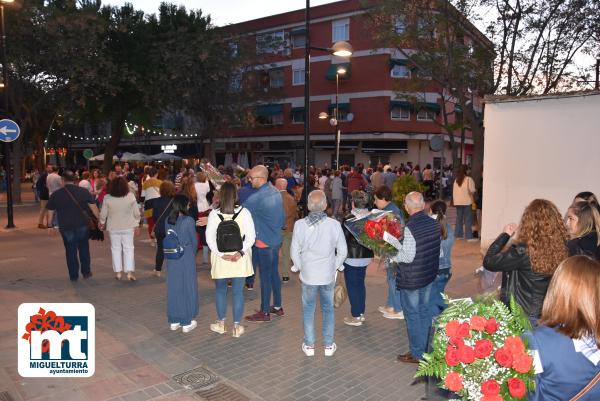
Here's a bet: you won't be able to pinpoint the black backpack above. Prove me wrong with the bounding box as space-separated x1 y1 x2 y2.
216 207 245 252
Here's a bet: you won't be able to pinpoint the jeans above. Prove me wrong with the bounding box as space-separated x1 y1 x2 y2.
455 205 473 239
331 198 343 218
109 229 135 273
155 234 165 271
301 281 335 346
386 261 403 312
280 232 292 278
215 277 245 324
398 282 434 359
255 246 282 312
430 270 452 318
60 226 91 280
344 263 367 317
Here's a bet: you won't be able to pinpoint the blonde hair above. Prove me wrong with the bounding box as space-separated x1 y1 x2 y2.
569 201 600 245
517 199 569 274
540 256 600 346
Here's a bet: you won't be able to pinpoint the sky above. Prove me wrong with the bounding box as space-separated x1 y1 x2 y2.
103 0 340 26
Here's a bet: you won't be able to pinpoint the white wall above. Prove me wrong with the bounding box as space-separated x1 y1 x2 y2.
481 92 600 248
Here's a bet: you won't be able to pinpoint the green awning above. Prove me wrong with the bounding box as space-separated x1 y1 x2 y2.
290 107 305 117
390 100 412 109
290 27 306 36
327 103 350 113
326 63 351 80
389 58 410 68
256 104 284 116
416 102 441 113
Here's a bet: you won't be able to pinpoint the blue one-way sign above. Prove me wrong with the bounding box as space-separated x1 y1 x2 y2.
0 119 20 143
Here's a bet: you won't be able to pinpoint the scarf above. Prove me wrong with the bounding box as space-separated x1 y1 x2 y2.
306 211 327 227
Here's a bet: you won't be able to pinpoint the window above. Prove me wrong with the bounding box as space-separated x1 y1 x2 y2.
291 34 306 48
328 104 350 121
269 69 284 88
291 108 305 123
229 42 239 57
292 69 305 86
391 107 410 120
256 30 285 54
417 109 437 121
332 18 350 42
391 64 411 78
229 71 242 92
256 113 283 126
256 104 284 126
393 16 406 34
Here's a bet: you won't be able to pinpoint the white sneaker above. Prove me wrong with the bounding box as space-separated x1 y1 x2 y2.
302 343 315 357
343 316 363 326
170 323 180 331
182 320 197 333
359 314 366 322
324 343 337 357
383 311 405 320
378 305 394 314
210 320 226 334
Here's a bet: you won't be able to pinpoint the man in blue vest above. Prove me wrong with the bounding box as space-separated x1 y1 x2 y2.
393 191 441 364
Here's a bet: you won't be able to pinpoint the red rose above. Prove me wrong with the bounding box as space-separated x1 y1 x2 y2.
445 320 460 337
444 371 464 392
485 317 499 334
445 346 461 366
494 346 513 367
449 336 465 348
508 378 527 398
482 395 503 401
470 315 487 331
474 339 494 359
505 336 526 356
456 322 471 338
481 379 501 396
512 352 533 373
458 345 475 364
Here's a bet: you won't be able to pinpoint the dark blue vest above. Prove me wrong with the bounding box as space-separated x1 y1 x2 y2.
396 211 441 290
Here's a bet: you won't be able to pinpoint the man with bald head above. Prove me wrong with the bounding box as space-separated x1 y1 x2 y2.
392 191 441 364
244 165 285 322
276 178 297 282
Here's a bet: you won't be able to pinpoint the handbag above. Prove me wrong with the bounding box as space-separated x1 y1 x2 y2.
569 371 600 401
64 186 104 241
333 271 347 309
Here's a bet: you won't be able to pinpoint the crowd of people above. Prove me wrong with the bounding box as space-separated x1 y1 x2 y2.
35 158 600 398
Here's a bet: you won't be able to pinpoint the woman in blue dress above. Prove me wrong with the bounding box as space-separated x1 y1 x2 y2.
165 194 199 333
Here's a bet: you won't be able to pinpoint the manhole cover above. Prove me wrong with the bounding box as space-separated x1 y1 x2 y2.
195 383 250 401
0 391 14 401
173 367 219 389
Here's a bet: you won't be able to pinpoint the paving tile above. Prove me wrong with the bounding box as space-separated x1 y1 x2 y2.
123 365 168 388
109 353 149 372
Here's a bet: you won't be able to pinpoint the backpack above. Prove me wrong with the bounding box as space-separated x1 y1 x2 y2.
163 228 185 260
216 207 245 253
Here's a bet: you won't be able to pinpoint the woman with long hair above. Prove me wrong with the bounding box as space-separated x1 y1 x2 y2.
526 255 600 400
566 200 600 260
99 176 141 281
483 199 569 322
429 200 455 317
206 182 255 337
452 165 476 240
194 172 213 265
165 194 199 333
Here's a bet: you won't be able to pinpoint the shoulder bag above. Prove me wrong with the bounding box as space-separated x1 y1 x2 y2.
569 371 600 401
151 198 174 238
64 186 104 241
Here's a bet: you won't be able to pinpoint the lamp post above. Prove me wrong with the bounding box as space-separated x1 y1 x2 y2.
595 55 599 91
318 65 346 171
303 0 353 215
1 0 14 229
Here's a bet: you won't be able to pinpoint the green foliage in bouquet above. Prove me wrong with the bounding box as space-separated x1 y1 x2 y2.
392 175 425 219
416 296 535 401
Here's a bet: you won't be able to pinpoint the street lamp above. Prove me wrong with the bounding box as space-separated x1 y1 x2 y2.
303 0 353 215
318 65 347 170
1 0 14 229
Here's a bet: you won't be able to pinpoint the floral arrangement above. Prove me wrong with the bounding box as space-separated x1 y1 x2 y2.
416 297 535 401
344 210 403 256
200 162 225 189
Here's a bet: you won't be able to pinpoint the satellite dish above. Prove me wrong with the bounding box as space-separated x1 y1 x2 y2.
346 112 354 122
429 135 444 152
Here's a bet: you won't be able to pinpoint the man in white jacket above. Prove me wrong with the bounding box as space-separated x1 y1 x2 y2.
291 190 348 357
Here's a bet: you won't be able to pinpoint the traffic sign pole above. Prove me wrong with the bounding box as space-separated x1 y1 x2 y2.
4 141 13 228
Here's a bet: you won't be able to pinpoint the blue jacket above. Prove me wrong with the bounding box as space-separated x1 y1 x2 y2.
439 223 454 270
238 183 256 204
243 183 284 247
396 211 441 290
526 325 600 401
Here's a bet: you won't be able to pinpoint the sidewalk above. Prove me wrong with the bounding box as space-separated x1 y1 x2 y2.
0 205 482 401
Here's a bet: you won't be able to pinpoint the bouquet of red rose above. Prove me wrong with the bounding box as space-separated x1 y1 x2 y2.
344 210 404 257
416 297 535 401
